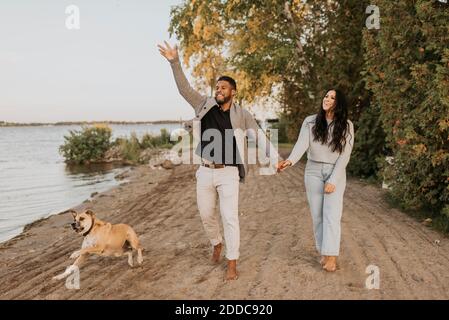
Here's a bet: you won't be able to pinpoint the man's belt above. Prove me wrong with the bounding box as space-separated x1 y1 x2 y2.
201 163 226 169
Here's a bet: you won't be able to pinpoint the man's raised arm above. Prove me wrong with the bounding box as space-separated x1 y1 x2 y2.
158 41 206 109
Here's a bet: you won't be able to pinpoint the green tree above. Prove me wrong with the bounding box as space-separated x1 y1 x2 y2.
363 0 449 226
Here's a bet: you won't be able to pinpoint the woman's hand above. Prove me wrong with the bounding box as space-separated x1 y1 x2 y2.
276 160 292 172
324 183 336 194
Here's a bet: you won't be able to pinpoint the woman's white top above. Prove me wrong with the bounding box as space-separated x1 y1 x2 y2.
286 114 355 185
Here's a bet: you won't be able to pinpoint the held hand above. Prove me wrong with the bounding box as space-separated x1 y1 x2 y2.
276 160 292 172
157 41 179 62
324 183 336 194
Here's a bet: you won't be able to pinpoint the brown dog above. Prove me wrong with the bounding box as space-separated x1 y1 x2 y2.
53 209 143 281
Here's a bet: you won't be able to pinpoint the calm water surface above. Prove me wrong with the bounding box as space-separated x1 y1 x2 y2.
0 124 179 243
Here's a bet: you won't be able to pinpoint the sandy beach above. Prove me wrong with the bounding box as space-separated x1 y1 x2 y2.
1 148 449 300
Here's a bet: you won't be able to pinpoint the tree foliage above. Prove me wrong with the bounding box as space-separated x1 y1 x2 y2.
364 0 449 222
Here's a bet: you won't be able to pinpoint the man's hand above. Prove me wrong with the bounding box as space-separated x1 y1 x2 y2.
276 160 292 172
324 183 336 194
158 41 179 62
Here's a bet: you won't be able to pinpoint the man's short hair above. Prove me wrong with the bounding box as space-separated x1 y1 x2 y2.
217 76 237 91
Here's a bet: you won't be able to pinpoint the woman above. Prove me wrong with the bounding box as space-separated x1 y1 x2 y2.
277 89 354 272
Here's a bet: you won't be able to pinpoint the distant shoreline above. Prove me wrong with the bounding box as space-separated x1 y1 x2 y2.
0 120 183 127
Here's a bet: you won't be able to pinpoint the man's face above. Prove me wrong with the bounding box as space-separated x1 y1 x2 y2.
215 80 235 105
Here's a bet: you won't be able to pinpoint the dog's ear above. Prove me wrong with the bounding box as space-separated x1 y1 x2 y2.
64 209 77 218
85 209 95 217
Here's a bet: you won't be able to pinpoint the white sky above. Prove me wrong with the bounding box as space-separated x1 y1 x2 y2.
0 0 278 123
0 0 197 123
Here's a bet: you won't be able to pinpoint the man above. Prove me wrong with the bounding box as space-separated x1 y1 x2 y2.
158 41 278 280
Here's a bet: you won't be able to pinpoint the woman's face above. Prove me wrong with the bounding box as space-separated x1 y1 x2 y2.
322 90 337 112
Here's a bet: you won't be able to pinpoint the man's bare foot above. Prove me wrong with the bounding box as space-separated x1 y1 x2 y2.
323 256 337 272
212 243 222 263
225 260 238 281
320 256 327 266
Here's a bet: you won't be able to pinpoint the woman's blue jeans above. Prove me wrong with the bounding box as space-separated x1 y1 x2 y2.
304 159 346 256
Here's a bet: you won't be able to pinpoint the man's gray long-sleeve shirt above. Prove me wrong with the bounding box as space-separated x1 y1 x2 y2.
169 57 279 182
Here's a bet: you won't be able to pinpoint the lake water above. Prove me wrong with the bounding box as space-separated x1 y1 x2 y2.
0 123 180 243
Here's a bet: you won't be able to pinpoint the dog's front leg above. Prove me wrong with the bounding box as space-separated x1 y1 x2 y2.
53 254 88 281
52 264 79 281
70 250 81 259
78 245 105 256
69 246 101 260
73 253 87 268
53 247 103 281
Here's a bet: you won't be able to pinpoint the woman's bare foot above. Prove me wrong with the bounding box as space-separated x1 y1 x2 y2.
320 256 328 266
323 256 337 272
225 260 238 280
212 243 222 263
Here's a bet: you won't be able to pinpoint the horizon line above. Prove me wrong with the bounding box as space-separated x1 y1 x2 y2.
0 120 184 127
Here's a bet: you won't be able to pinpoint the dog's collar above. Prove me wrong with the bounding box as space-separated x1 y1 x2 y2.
82 218 95 237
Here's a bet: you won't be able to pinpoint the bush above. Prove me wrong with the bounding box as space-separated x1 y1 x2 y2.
114 128 176 164
347 102 388 180
363 0 449 228
117 132 141 163
140 128 172 149
59 125 112 164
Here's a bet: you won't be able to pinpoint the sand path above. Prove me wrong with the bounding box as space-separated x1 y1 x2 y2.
1 158 448 299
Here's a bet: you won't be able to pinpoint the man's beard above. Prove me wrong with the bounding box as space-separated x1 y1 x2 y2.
215 94 231 105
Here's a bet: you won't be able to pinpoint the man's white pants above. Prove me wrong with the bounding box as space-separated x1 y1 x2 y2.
195 165 240 260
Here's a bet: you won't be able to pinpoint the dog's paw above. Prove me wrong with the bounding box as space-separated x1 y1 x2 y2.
137 256 143 265
52 274 64 281
70 251 81 259
137 249 143 265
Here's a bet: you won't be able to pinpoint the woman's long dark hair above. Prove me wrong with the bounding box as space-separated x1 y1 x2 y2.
311 89 350 154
